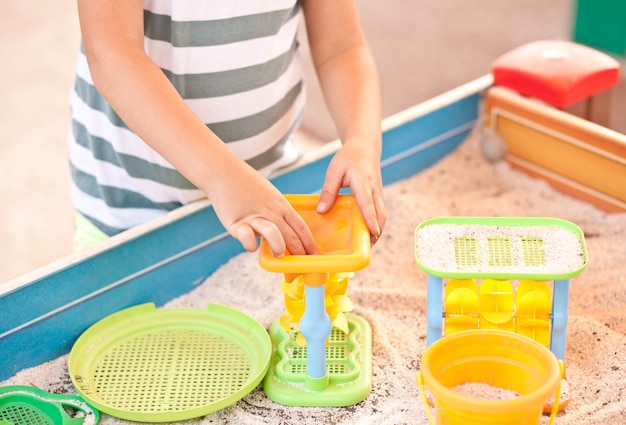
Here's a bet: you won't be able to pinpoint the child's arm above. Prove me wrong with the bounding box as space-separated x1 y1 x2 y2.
302 0 386 245
76 0 317 257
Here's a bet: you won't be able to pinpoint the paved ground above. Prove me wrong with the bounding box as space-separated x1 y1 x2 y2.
1 0 624 283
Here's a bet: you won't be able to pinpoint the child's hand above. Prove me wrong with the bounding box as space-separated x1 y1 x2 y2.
207 163 318 258
316 142 386 246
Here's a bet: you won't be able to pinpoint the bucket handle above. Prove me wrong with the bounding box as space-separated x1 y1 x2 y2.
416 360 565 425
547 360 565 425
415 371 436 425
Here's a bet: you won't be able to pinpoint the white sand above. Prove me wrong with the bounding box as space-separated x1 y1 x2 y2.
451 382 520 400
3 131 626 424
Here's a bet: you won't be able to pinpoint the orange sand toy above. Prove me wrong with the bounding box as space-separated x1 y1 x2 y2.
259 194 373 407
259 195 370 275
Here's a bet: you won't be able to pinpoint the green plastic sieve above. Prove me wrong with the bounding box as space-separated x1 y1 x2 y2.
68 303 271 422
0 385 99 425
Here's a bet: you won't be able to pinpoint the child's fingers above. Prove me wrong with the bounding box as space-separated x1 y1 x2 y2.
249 218 286 258
317 168 342 214
346 175 386 245
233 218 287 258
284 212 318 255
233 223 260 253
370 189 386 245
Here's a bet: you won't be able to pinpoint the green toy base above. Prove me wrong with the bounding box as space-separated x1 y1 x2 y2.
263 313 372 407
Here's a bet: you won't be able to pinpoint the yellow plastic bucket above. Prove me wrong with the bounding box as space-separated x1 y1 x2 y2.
416 330 563 425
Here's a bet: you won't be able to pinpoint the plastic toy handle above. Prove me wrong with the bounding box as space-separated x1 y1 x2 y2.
300 284 331 388
415 372 436 425
547 360 565 425
42 392 99 425
59 400 98 425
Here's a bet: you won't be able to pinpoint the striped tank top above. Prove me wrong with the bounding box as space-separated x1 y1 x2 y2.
68 0 305 236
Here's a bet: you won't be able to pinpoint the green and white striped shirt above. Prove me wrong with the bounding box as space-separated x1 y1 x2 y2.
68 0 304 236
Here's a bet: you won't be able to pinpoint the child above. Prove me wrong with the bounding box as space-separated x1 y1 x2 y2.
70 0 386 256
